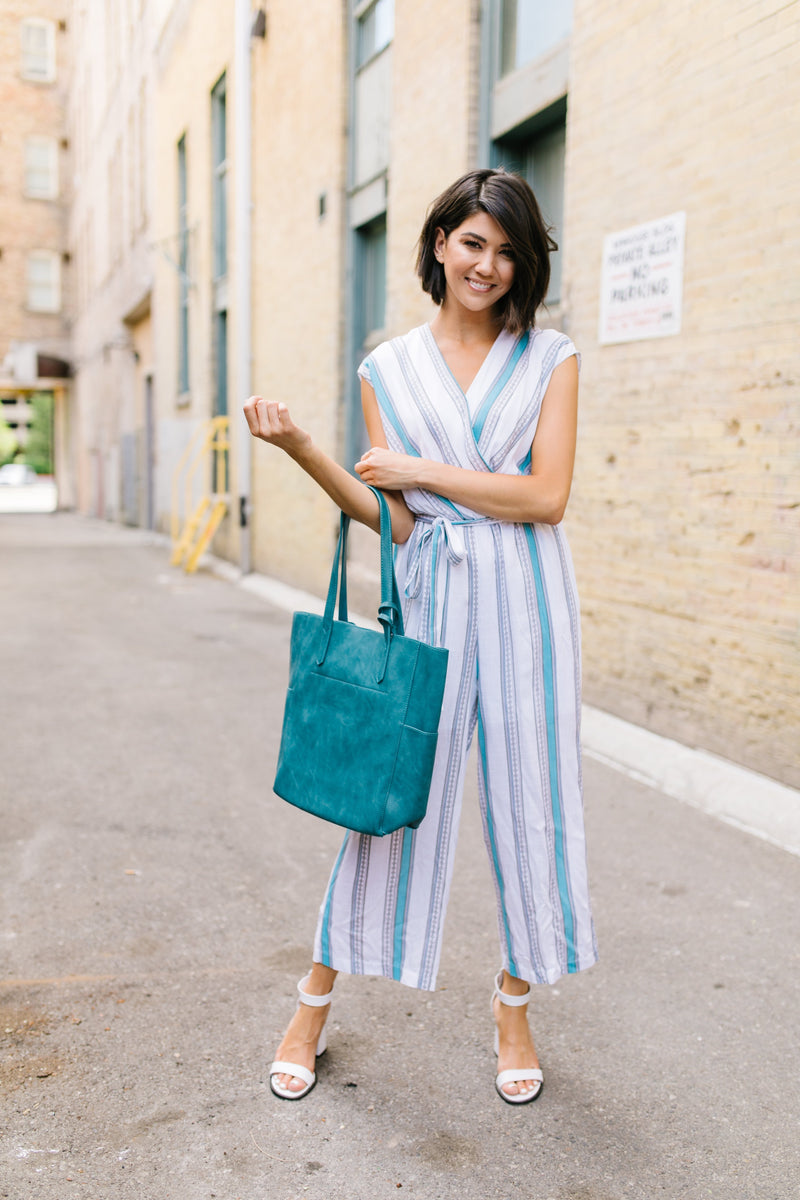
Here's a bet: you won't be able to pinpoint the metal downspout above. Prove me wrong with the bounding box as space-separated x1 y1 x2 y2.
234 0 253 574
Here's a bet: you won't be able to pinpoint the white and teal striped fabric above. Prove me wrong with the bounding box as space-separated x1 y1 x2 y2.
313 324 598 990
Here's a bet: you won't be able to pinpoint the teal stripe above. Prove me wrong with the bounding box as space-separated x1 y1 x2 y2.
392 827 414 980
472 331 530 443
523 525 577 971
517 448 532 474
477 707 518 976
318 835 349 967
440 494 465 517
370 368 420 457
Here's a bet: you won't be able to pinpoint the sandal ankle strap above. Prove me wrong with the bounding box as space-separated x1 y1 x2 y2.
493 970 530 1007
297 973 334 1007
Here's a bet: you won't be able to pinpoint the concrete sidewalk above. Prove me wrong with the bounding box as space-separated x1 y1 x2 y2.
1 513 798 1200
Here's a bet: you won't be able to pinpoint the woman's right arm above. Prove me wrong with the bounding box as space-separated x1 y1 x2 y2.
243 390 415 543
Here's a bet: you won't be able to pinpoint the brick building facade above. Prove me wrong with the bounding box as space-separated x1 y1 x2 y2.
564 0 799 782
17 0 800 786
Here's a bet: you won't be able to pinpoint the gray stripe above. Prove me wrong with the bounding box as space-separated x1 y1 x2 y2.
350 833 371 975
381 828 405 975
417 553 480 989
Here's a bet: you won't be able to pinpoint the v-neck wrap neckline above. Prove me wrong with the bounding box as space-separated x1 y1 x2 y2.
422 323 514 414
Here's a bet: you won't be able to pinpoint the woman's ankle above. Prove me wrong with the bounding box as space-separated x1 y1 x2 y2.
499 970 530 998
304 963 338 997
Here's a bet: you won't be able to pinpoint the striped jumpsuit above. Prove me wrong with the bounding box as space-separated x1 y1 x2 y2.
313 323 598 990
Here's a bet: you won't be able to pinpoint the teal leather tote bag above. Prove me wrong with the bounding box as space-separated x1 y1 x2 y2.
273 487 449 836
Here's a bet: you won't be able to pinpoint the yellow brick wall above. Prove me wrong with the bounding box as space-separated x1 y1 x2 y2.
565 0 800 785
248 0 348 594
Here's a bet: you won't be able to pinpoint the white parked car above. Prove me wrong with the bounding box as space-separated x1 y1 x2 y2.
0 463 38 486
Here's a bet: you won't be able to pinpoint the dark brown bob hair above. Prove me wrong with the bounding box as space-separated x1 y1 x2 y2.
416 168 557 334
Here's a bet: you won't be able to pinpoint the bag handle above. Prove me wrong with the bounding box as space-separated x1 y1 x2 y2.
370 486 404 639
316 486 405 678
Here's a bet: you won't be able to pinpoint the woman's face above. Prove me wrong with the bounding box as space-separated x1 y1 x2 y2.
434 211 516 315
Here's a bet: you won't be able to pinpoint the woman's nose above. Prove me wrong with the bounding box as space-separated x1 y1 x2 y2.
475 248 495 275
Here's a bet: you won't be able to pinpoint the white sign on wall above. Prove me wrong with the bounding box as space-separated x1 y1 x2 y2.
598 212 686 345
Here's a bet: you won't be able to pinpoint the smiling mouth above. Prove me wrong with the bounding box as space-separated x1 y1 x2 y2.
466 278 494 292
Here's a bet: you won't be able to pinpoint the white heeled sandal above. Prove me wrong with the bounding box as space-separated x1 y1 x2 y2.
269 974 333 1101
492 970 544 1104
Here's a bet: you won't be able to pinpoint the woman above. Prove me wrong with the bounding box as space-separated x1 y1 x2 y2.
244 168 597 1105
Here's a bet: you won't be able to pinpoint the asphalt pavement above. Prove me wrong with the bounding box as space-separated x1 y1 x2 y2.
1 513 798 1200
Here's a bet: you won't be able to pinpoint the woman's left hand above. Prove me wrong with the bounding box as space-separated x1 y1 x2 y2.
354 446 421 490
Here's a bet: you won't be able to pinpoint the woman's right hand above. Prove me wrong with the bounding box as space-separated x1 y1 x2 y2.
243 396 312 459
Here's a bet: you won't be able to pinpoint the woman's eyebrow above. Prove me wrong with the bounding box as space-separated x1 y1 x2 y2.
460 230 514 248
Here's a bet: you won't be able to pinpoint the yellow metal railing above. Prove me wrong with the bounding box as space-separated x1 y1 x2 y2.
170 416 230 573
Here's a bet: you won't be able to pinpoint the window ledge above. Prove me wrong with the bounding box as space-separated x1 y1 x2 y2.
491 39 570 141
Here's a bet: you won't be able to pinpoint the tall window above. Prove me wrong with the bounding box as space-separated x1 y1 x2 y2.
211 74 227 280
177 134 190 395
214 309 228 421
356 0 393 66
24 136 59 199
27 251 61 312
353 0 392 188
500 0 572 75
127 105 137 242
352 215 387 456
498 106 566 304
107 138 123 269
138 80 148 229
356 215 387 342
20 18 56 82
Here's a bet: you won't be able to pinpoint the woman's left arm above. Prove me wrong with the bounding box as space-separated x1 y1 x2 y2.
355 355 578 525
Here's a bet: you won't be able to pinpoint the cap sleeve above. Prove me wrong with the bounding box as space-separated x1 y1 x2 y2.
357 355 372 385
553 334 580 373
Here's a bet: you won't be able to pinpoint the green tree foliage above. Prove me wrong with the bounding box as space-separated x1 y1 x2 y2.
0 418 19 467
21 392 54 475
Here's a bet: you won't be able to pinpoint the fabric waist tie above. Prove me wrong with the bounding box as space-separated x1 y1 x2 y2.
405 514 503 646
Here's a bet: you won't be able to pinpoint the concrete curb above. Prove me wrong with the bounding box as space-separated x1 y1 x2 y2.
580 707 799 857
205 552 800 859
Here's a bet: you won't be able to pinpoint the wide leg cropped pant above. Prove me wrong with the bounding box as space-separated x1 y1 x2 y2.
313 519 598 991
